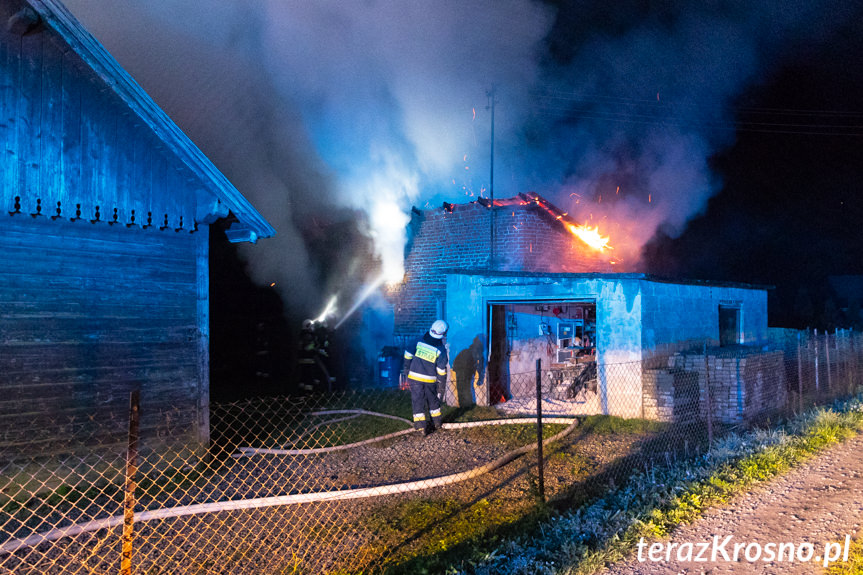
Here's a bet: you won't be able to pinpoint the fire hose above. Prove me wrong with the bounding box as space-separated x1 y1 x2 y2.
0 411 578 555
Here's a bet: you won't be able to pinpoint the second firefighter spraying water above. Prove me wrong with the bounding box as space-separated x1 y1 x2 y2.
297 317 334 393
403 320 449 435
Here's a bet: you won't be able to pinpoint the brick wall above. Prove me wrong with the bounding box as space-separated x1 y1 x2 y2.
642 369 700 422
392 200 612 338
664 349 787 424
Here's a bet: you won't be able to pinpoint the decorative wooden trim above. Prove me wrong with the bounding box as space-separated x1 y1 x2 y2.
26 0 275 243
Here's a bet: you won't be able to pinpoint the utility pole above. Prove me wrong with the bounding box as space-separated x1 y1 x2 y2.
487 86 496 270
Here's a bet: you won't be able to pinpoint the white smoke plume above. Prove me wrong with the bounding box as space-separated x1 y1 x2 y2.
63 0 553 315
63 0 859 302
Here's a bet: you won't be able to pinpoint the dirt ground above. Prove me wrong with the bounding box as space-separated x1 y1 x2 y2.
609 432 863 575
0 420 657 575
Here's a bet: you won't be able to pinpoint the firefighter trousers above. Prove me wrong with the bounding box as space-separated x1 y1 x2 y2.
409 379 442 430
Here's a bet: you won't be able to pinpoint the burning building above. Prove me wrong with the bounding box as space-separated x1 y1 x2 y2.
388 193 774 420
392 192 616 339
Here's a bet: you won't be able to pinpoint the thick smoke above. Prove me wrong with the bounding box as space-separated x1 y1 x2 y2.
63 0 553 316
62 0 342 312
508 0 861 267
63 0 859 303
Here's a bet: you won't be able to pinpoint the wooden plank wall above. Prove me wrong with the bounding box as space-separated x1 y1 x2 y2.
0 1 215 461
0 217 201 459
0 4 202 233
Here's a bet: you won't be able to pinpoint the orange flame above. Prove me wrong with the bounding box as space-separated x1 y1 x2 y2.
518 191 614 253
567 223 613 252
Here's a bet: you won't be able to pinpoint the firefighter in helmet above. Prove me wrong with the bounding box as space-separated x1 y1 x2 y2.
297 319 333 393
403 320 448 435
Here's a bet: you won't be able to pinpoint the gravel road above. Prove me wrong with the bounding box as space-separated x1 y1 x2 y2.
608 433 863 575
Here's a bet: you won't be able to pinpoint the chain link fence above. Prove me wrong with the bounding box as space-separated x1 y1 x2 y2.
2 329 862 574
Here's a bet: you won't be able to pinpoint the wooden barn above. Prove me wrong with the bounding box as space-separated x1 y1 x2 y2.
0 0 274 460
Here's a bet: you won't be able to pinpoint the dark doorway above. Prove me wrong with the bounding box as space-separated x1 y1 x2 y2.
488 305 509 403
719 305 741 347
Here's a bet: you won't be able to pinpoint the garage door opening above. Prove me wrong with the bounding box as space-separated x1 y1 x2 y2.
487 301 599 413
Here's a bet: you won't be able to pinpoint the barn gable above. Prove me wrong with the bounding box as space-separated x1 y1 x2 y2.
0 0 273 461
2 0 274 242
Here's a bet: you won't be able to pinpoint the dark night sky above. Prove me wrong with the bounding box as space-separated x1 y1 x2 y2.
642 13 863 327
64 0 863 333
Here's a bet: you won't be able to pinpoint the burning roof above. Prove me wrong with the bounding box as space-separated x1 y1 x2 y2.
444 191 613 253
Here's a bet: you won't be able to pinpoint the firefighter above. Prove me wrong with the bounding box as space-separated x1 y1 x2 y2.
297 319 333 393
314 319 331 358
403 320 448 435
297 319 318 392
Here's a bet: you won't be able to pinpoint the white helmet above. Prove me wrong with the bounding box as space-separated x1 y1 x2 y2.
430 319 448 339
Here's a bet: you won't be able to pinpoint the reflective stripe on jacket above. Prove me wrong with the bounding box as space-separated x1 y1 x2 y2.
403 333 448 386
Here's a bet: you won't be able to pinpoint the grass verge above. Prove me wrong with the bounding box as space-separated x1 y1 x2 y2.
828 534 863 575
348 417 664 574
449 393 863 575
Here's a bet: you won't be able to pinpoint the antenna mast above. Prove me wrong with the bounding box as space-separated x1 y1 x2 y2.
487 86 496 270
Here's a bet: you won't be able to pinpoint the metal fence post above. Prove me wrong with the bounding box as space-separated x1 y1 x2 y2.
839 329 850 395
852 330 859 394
814 329 820 393
535 358 545 504
826 330 833 394
844 329 851 394
120 390 140 575
703 344 713 446
797 331 804 413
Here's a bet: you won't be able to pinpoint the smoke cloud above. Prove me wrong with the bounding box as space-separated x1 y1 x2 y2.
507 0 860 266
63 0 553 316
63 0 859 308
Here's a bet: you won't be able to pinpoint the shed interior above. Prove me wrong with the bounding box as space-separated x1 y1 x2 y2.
487 300 599 411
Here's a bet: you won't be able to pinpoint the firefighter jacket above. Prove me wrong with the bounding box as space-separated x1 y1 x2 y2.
403 332 448 387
